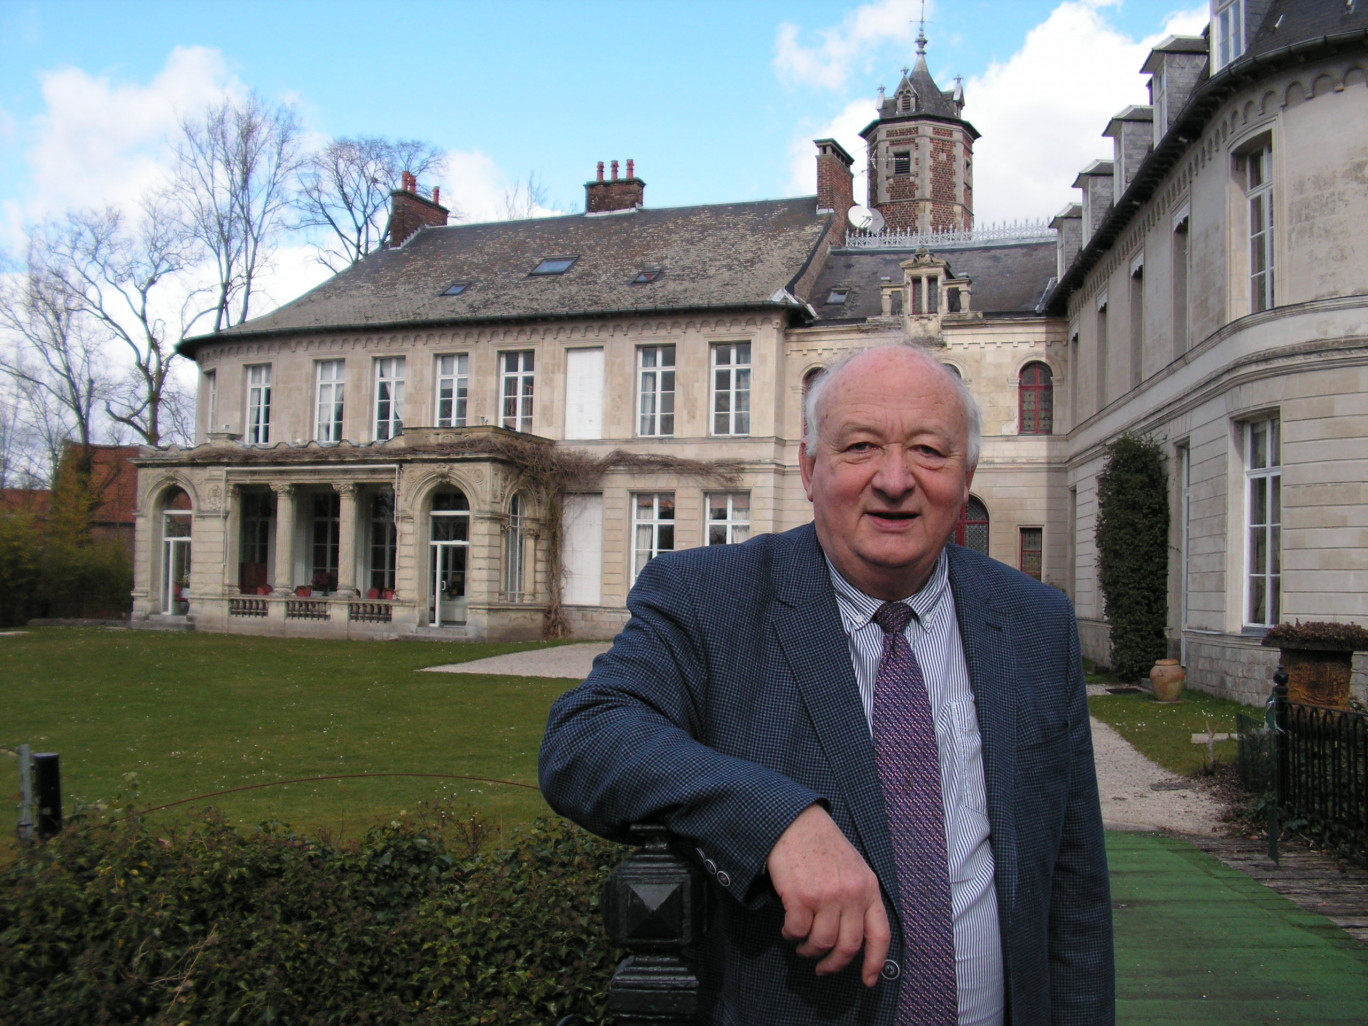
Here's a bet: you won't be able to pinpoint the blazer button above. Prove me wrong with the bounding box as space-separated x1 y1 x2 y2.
703 858 718 875
881 959 901 981
716 870 731 887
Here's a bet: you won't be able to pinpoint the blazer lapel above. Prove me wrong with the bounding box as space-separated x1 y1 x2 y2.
770 526 902 909
947 545 1020 924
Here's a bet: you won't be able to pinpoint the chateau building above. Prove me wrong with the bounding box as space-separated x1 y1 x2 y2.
133 0 1368 702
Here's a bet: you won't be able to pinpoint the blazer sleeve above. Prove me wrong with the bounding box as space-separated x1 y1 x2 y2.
538 552 823 905
1045 612 1115 1025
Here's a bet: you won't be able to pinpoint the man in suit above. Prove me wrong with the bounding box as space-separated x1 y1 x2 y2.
539 344 1113 1025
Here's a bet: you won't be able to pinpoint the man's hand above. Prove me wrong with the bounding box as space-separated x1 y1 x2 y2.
766 803 890 987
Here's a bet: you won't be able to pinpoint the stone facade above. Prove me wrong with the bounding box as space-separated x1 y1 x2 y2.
132 2 1368 708
1054 2 1368 702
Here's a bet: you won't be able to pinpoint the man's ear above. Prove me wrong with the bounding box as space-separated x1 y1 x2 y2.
800 441 816 502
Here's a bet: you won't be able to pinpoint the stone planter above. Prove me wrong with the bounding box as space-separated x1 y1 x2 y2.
1261 623 1368 710
1266 641 1355 710
1149 659 1185 702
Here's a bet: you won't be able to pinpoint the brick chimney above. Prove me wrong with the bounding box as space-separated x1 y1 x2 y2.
585 159 645 213
387 170 449 247
814 138 854 216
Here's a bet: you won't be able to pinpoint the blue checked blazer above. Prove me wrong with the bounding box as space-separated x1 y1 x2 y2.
539 523 1114 1026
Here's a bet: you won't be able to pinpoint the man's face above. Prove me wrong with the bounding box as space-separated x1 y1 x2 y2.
800 348 974 600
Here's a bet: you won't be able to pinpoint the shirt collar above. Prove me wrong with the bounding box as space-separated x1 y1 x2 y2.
826 548 952 637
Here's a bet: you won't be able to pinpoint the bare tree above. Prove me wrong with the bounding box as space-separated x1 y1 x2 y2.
0 229 107 467
499 171 554 221
296 137 448 270
172 92 302 332
40 199 206 445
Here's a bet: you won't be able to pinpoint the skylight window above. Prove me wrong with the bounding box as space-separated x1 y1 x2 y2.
530 257 577 276
441 282 470 296
827 288 849 305
632 269 663 284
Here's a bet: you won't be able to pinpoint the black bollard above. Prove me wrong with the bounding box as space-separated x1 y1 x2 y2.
33 752 62 838
602 824 707 1025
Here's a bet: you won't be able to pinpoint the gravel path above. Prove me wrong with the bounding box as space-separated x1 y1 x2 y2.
426 643 1225 836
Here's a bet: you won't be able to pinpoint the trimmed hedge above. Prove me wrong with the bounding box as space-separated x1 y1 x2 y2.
0 809 623 1024
1095 433 1170 682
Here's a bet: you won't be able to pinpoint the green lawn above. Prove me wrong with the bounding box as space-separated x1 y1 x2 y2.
1086 668 1261 776
4 628 1267 863
2 628 579 853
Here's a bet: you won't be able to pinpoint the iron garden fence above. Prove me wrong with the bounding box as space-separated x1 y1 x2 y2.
1246 676 1368 865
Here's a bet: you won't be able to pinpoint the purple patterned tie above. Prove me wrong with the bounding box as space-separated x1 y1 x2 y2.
871 601 958 1025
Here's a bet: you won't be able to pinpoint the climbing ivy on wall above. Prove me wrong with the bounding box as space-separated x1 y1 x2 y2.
1095 433 1169 682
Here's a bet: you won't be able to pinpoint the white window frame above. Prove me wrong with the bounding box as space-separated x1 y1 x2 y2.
637 344 676 437
1212 0 1245 73
632 493 675 581
1243 416 1281 629
1247 144 1274 314
315 359 345 443
374 356 405 440
435 353 469 428
706 492 750 546
501 350 535 432
711 341 751 436
245 364 271 445
504 492 527 601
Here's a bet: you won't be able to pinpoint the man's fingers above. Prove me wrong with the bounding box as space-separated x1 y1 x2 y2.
795 905 841 960
861 898 892 987
780 898 814 944
813 903 869 976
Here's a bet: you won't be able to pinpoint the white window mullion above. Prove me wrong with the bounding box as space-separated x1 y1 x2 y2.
374 357 406 440
435 354 468 428
711 342 751 436
632 493 675 581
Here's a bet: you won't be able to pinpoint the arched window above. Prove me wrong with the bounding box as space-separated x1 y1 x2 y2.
504 492 527 601
429 489 469 626
1019 362 1054 435
954 496 989 555
161 487 193 615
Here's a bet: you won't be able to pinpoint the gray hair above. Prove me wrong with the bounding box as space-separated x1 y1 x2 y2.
802 344 982 468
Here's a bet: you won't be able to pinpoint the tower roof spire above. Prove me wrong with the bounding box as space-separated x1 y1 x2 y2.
916 0 928 58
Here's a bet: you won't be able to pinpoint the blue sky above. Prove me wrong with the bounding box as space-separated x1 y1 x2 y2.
0 0 1207 305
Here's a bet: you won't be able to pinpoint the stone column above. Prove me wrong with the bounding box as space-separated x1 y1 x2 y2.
223 484 242 593
271 483 296 593
335 482 359 595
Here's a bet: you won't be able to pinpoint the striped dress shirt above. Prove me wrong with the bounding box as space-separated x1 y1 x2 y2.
827 549 1004 1026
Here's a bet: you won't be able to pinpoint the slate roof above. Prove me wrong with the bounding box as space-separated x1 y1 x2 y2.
1245 0 1368 61
182 198 831 354
809 240 1058 322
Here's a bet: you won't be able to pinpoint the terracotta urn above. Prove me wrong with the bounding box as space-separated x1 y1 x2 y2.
1149 659 1185 702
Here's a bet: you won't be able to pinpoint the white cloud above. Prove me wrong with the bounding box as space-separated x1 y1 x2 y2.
21 46 237 230
781 1 1208 225
966 1 1208 223
774 0 921 91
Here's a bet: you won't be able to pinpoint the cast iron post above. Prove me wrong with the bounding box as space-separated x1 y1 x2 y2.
33 752 62 839
602 824 706 1025
1268 668 1288 863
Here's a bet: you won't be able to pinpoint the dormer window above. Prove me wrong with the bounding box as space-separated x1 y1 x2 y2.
440 282 470 296
826 288 849 305
531 257 577 275
1212 0 1245 72
893 150 911 176
632 268 663 284
898 91 913 113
